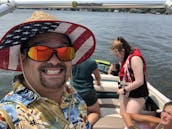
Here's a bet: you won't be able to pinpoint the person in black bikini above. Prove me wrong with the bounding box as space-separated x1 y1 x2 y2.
110 36 149 129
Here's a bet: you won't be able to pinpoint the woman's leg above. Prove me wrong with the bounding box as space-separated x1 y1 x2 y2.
119 95 129 115
126 97 151 129
126 97 145 113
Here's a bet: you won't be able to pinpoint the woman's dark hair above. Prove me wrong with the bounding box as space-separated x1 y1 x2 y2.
116 37 133 61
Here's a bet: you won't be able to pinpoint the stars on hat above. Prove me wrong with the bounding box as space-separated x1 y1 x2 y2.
0 22 60 49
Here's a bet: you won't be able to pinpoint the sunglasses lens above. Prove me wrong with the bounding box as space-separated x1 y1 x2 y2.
57 47 75 61
28 46 52 61
28 46 75 62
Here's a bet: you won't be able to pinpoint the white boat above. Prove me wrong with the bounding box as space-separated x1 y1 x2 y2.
92 60 170 129
0 1 171 129
93 76 170 129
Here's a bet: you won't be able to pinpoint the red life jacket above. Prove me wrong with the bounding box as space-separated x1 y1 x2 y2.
119 48 149 98
119 48 146 82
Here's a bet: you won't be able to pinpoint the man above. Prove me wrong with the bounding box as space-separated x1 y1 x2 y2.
71 58 101 126
0 11 96 129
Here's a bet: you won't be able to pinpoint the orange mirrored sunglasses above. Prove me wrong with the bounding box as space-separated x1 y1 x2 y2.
27 46 75 62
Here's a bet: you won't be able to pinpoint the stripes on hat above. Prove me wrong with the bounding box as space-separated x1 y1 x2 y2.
0 21 95 71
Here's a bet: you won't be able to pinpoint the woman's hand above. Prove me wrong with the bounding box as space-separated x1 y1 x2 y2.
117 88 124 95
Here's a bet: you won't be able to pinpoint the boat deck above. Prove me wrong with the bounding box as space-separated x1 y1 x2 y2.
93 115 124 129
93 98 124 129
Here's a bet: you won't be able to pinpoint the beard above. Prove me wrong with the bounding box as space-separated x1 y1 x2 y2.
38 62 68 89
40 74 66 89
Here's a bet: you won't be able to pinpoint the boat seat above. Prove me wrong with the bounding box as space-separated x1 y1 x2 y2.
93 115 124 129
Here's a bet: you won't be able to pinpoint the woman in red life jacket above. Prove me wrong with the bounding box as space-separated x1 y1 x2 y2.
110 37 149 124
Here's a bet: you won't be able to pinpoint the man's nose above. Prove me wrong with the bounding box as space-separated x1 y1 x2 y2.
47 53 61 65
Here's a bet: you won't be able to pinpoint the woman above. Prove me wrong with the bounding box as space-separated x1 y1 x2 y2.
110 37 149 115
122 101 172 129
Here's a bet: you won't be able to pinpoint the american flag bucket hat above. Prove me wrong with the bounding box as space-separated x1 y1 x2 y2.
0 11 96 71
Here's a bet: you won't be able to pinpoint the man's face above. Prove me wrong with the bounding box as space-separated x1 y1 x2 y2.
21 32 72 91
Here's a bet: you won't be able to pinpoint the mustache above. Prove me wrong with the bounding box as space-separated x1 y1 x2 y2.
39 63 66 70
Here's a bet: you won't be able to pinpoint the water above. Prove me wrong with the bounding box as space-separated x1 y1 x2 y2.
0 9 172 99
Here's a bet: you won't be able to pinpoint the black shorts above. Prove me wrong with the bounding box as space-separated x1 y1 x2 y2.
79 90 98 106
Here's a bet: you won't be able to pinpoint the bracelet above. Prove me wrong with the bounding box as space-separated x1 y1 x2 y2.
123 88 127 95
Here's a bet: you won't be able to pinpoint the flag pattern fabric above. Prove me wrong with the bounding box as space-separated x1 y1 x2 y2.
0 21 96 71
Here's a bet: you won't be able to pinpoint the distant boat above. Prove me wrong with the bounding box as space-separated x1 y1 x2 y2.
113 9 119 13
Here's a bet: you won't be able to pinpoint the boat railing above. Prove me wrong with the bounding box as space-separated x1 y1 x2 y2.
147 82 171 110
93 74 119 92
1 0 172 17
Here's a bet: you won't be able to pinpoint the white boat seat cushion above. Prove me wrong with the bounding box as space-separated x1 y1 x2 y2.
93 115 124 129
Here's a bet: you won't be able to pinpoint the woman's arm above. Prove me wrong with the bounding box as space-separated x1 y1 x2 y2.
122 113 135 128
122 113 160 128
107 64 115 75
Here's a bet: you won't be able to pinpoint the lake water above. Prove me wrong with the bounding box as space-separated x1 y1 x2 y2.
0 9 172 99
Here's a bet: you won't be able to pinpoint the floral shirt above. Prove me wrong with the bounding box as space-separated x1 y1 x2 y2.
0 81 91 129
